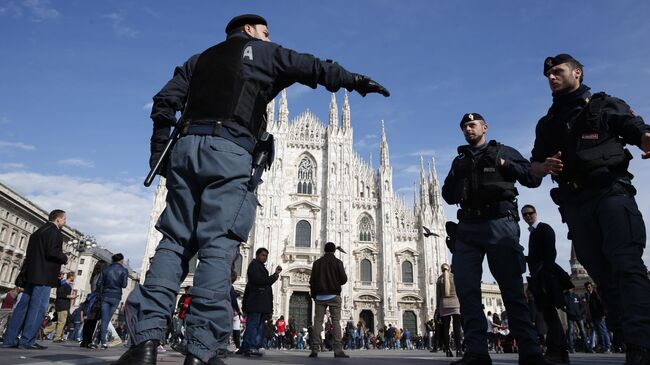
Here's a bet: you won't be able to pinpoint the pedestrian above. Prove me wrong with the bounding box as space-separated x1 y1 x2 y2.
53 272 77 342
308 241 349 358
98 253 128 349
522 204 574 363
0 287 21 333
425 318 435 351
79 260 108 349
238 247 282 357
230 270 242 350
530 53 650 364
2 209 69 349
563 288 589 353
117 12 388 365
276 315 286 349
583 282 611 353
441 113 552 365
70 306 84 342
437 263 462 358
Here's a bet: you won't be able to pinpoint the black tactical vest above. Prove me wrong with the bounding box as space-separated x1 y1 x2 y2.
183 36 268 139
453 140 518 208
558 92 629 185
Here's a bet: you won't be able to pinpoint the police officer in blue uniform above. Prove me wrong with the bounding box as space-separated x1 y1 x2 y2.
116 14 389 365
442 113 553 365
531 54 650 365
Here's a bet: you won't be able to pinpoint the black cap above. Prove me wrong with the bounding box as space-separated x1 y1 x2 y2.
459 113 485 127
225 14 267 34
543 53 582 76
324 242 336 253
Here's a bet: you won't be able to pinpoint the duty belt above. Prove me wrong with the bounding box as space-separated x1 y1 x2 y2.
181 120 255 155
457 206 514 221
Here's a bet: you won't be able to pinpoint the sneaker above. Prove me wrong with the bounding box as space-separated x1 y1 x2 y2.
110 338 123 347
157 344 167 353
101 344 109 350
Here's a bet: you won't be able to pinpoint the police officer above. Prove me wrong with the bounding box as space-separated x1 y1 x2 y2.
531 53 650 365
442 113 553 365
116 14 389 365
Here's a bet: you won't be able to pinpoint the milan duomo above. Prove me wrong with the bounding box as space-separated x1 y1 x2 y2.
141 90 448 334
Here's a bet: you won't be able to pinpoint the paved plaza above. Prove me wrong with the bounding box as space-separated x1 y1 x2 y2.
0 342 625 365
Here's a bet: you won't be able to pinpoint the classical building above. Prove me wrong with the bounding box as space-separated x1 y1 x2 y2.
141 91 450 334
0 181 83 298
481 282 505 316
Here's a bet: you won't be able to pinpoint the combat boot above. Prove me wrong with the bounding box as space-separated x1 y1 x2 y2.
625 344 650 365
183 353 225 365
113 339 159 365
518 353 557 365
450 352 492 365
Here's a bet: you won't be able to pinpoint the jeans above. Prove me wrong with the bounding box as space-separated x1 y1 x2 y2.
592 318 611 350
567 319 588 352
72 322 83 341
100 297 121 345
240 313 264 350
2 284 51 346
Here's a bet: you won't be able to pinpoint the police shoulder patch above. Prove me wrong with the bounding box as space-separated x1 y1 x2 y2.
243 46 253 61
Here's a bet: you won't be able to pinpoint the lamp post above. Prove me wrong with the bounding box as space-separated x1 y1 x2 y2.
72 235 97 252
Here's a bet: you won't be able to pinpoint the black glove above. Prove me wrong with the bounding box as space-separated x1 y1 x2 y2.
352 74 390 97
149 140 168 176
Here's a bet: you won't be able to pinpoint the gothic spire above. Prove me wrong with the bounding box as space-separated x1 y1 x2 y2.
380 120 390 167
341 91 350 131
329 92 339 129
419 155 429 207
266 98 275 127
278 89 289 126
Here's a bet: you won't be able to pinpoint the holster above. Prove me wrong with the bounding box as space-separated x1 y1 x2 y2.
445 221 458 253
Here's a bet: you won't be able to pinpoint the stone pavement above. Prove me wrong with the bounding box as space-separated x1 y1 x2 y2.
0 342 625 365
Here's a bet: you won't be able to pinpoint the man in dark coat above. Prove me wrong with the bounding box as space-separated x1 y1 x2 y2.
238 247 281 356
584 282 611 353
564 289 588 353
2 209 68 349
309 241 348 358
522 204 573 363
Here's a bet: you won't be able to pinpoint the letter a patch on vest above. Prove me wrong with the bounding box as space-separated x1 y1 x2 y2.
581 133 599 140
243 46 253 61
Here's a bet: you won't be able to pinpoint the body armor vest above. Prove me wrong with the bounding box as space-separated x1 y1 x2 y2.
183 36 268 139
557 92 629 185
453 140 518 208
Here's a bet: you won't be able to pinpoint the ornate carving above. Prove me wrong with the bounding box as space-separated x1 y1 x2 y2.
292 272 310 283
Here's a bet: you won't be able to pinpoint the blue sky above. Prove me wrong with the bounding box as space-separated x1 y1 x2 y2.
1 0 649 278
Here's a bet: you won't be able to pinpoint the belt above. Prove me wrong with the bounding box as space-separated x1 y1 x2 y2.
457 207 514 221
181 120 255 155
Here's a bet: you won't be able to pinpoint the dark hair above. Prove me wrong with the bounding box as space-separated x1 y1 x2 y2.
584 281 593 288
521 204 536 213
255 247 269 256
324 242 336 253
567 60 584 83
91 260 108 281
48 209 66 222
112 253 124 263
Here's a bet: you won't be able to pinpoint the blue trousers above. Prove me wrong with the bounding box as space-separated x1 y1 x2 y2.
100 297 121 345
563 187 650 348
124 135 257 363
452 216 541 357
567 319 588 352
2 284 51 346
240 312 264 350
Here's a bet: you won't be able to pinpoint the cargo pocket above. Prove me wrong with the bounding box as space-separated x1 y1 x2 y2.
625 203 646 249
228 187 259 242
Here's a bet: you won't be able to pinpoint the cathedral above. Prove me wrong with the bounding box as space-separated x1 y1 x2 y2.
141 90 449 334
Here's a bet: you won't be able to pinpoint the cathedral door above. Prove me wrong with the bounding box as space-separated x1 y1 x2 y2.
289 292 312 330
359 310 374 332
402 310 417 334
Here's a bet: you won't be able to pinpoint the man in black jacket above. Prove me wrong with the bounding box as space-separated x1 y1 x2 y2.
564 289 588 353
2 209 68 349
309 242 348 358
239 247 281 356
121 13 388 365
53 272 77 342
584 282 611 353
522 205 572 363
530 54 650 364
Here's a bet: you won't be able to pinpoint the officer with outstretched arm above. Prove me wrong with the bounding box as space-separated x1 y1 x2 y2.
117 14 389 365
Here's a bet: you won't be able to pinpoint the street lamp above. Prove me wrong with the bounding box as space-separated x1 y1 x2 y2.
71 235 97 252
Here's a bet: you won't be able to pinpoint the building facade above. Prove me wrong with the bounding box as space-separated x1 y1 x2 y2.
141 91 451 334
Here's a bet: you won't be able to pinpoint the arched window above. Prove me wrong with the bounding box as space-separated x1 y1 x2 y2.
297 158 315 195
360 259 372 282
359 216 374 242
402 261 414 283
295 220 311 247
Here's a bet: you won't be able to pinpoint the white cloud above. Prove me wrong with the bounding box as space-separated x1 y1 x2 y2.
0 162 26 169
22 0 59 21
0 140 36 150
355 134 379 149
286 84 312 99
401 164 420 174
57 158 95 168
143 101 153 111
0 1 23 18
105 12 138 37
0 172 154 271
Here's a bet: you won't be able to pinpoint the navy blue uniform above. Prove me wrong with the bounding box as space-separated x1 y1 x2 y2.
125 32 360 363
442 141 543 358
532 84 650 349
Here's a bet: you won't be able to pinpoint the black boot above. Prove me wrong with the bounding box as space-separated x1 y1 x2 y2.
518 353 557 365
450 352 492 365
625 344 650 365
446 347 454 357
183 353 225 365
113 340 159 365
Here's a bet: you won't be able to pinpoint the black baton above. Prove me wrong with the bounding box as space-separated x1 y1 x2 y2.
144 126 181 187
